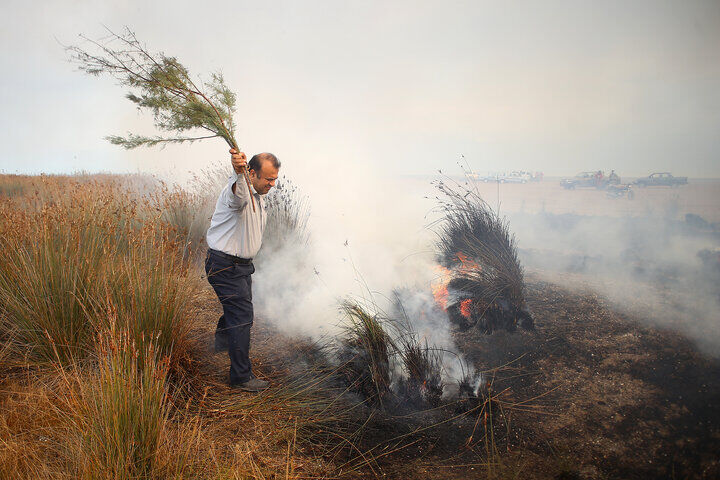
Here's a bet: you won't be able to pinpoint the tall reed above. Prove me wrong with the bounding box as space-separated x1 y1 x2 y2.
67 326 171 479
0 178 195 370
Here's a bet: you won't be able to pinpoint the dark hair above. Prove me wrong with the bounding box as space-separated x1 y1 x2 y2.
249 153 281 173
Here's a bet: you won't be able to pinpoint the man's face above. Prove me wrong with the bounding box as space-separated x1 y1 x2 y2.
250 161 279 195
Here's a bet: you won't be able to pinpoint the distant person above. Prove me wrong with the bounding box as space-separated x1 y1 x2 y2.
204 149 280 392
609 170 620 184
595 170 604 187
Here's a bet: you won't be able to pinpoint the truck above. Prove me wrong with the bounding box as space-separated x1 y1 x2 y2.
633 172 688 187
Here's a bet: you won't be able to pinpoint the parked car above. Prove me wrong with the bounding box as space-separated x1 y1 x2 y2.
634 172 688 187
499 172 530 183
560 171 606 189
605 184 635 199
529 171 544 182
469 172 501 182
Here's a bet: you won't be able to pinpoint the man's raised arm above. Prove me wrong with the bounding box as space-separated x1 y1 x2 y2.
230 149 247 195
219 148 250 210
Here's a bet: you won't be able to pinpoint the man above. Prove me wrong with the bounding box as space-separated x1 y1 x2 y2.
608 169 620 184
205 148 280 392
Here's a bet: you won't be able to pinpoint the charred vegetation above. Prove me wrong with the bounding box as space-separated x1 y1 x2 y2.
336 302 394 407
395 337 444 409
432 177 534 334
335 300 447 410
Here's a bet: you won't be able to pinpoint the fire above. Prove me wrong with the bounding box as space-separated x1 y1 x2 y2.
460 298 472 318
456 252 480 275
431 265 452 310
431 253 481 313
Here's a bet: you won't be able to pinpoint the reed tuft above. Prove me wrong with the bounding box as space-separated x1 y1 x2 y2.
336 302 394 407
433 175 534 333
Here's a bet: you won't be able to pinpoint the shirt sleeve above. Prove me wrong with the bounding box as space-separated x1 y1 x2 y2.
221 172 249 210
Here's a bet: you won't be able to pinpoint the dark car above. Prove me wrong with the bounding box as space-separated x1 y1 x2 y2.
634 172 688 187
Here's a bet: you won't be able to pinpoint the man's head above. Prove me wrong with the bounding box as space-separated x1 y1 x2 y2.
248 153 280 195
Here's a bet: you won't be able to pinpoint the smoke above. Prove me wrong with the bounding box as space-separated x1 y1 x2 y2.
389 288 471 389
247 166 476 385
204 159 719 382
252 166 431 332
508 210 720 356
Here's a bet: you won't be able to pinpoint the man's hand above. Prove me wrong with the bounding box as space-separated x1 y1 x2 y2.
230 148 247 174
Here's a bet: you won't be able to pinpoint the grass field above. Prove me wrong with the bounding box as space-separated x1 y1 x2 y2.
0 173 352 479
1 173 718 479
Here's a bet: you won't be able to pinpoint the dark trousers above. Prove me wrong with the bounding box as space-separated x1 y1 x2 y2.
205 250 255 385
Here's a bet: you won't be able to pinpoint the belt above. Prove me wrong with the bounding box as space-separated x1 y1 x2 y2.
208 248 253 265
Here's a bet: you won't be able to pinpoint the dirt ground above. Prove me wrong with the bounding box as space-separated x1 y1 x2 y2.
447 275 720 479
197 271 720 479
195 178 720 478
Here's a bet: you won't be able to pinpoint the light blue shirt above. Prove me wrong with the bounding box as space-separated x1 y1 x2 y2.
206 172 266 259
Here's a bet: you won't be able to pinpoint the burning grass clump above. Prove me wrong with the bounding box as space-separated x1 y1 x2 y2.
336 302 393 407
433 178 533 334
455 371 489 413
336 296 452 411
396 336 444 408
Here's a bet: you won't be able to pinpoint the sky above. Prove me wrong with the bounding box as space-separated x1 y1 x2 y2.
1 0 719 181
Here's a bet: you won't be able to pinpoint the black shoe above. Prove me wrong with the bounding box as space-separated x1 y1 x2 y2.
232 378 269 392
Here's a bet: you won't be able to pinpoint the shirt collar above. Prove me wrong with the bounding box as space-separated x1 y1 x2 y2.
250 183 266 209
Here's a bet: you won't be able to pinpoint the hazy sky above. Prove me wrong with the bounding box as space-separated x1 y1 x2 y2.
1 0 719 180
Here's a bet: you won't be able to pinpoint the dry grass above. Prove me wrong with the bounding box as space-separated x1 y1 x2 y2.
0 176 195 372
2 172 535 479
260 177 310 253
63 327 173 478
0 173 370 479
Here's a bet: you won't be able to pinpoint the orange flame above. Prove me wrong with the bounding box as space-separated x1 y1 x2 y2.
431 253 480 313
431 265 452 311
456 252 480 275
460 298 472 318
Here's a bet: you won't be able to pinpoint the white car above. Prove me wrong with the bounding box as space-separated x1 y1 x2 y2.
499 172 530 183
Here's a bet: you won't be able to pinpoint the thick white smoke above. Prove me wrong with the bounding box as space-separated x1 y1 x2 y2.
509 210 720 356
248 165 475 384
200 161 719 381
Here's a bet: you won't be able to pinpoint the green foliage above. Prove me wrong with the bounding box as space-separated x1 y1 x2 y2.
66 28 239 151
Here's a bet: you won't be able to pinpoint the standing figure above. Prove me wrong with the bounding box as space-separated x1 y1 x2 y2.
205 149 280 391
608 170 620 184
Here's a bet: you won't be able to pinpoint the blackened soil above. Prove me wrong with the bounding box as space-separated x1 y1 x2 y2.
448 276 720 479
197 278 720 479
